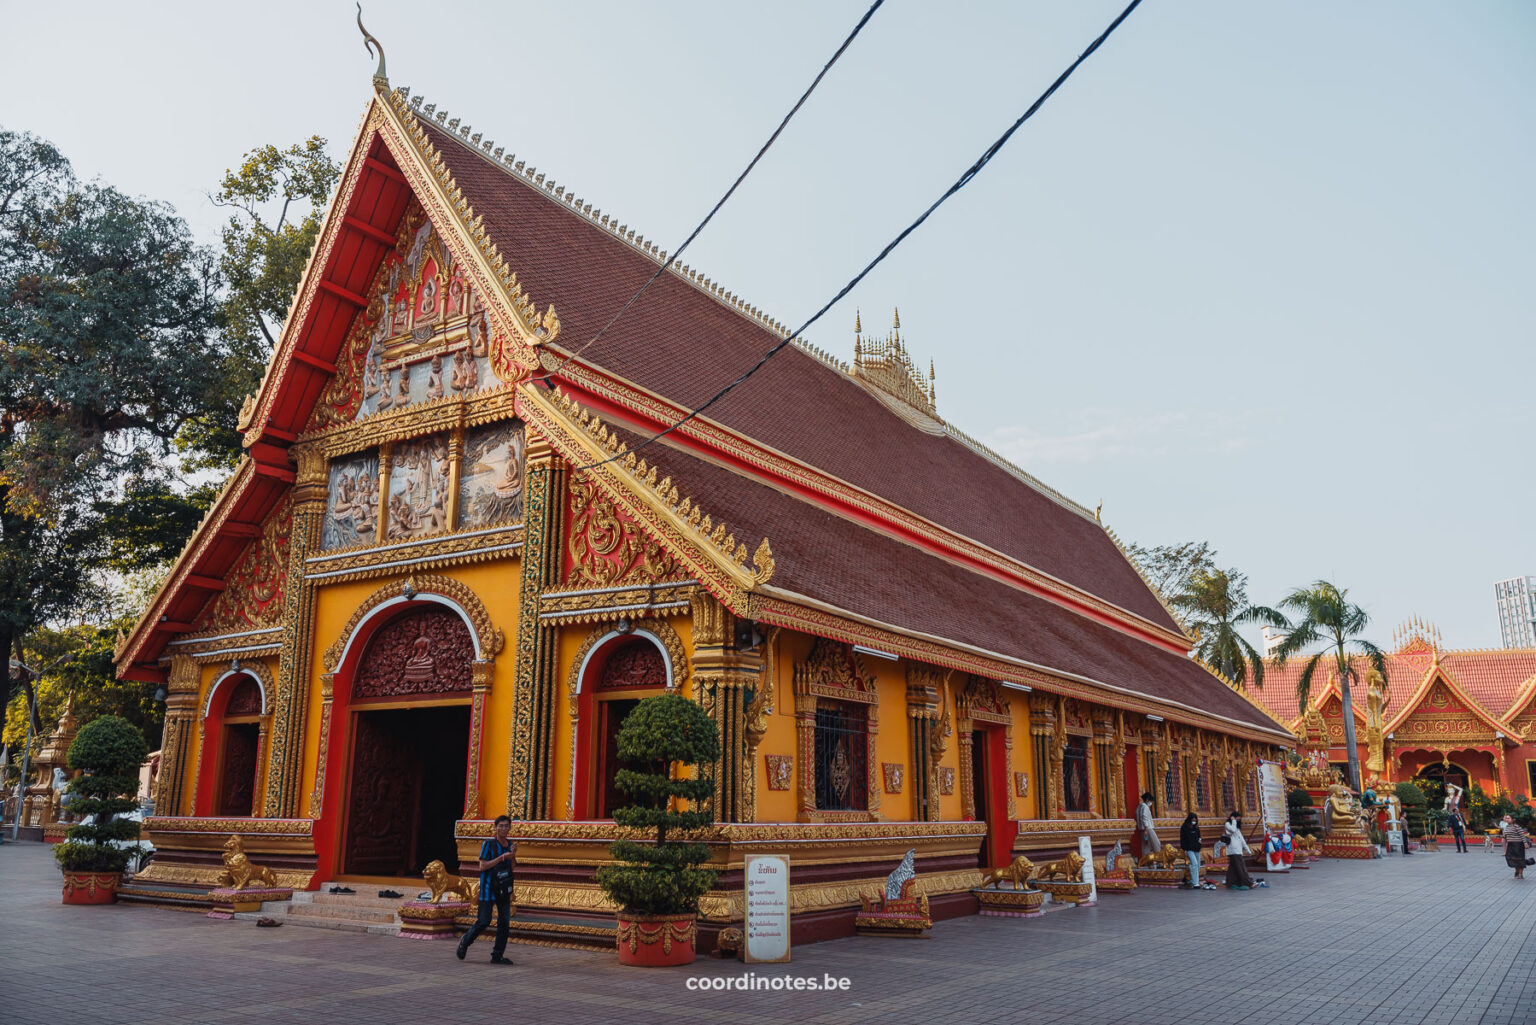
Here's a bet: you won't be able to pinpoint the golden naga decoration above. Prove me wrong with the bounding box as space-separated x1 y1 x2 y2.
1030 851 1086 884
220 835 280 891
979 856 1036 891
1364 668 1388 775
422 859 477 903
356 3 387 87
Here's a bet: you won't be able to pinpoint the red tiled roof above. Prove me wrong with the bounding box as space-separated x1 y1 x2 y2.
593 419 1286 737
418 119 1179 633
1259 649 1536 726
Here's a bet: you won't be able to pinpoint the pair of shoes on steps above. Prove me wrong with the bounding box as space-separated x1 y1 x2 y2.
328 885 356 894
1255 880 1269 888
256 916 283 927
378 889 403 899
1200 882 1217 890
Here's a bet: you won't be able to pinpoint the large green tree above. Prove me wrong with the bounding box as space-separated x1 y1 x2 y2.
1170 567 1284 691
0 125 225 738
1126 540 1217 602
1269 580 1387 792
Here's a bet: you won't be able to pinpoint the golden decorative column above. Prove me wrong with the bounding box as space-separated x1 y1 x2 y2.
251 715 271 817
155 655 201 817
375 442 393 544
464 660 493 819
1091 708 1115 818
307 673 335 818
1028 691 1058 819
1109 711 1128 819
506 429 565 820
690 593 765 823
905 665 947 821
445 426 465 531
263 442 328 818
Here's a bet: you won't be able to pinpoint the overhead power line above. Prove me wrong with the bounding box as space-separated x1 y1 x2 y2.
536 0 886 385
575 0 1146 472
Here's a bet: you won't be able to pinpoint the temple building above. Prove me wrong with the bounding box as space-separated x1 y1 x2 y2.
112 68 1290 943
1255 618 1536 798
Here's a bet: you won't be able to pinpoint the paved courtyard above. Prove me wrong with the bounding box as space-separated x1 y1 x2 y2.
2 841 1535 1025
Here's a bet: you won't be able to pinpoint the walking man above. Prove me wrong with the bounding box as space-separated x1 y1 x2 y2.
1449 804 1468 853
1135 791 1162 861
456 814 516 965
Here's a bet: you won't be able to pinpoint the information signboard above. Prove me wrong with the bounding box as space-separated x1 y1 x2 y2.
743 854 790 963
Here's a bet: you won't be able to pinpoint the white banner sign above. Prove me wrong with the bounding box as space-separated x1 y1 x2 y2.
743 854 790 963
1258 759 1289 832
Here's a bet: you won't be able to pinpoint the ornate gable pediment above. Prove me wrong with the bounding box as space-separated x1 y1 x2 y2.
564 473 682 589
307 199 513 431
793 637 875 705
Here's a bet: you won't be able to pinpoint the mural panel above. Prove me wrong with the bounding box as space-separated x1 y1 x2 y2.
458 420 526 528
321 450 380 550
386 434 451 540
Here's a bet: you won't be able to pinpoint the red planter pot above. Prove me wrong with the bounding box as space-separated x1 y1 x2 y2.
615 912 698 967
61 871 121 905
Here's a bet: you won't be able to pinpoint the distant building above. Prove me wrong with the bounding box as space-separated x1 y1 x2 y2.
1260 626 1287 657
1496 576 1536 649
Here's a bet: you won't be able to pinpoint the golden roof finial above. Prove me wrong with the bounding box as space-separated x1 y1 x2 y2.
357 3 388 88
854 309 862 336
1095 500 1103 523
892 306 901 331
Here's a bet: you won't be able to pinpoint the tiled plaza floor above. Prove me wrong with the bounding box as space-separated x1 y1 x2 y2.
3 840 1535 1025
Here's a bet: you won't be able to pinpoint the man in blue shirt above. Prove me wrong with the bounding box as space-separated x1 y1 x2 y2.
456 814 516 965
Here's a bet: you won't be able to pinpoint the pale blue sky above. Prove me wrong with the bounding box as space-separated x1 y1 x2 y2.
4 1 1532 651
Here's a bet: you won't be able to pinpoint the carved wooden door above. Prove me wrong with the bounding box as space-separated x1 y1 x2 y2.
216 723 259 817
344 712 422 876
596 699 640 819
971 729 991 866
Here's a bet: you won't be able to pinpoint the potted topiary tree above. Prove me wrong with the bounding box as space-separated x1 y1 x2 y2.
596 693 720 967
54 716 149 905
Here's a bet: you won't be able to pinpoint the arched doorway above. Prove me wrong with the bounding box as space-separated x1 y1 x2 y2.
195 672 267 817
572 633 670 819
339 605 474 878
1414 760 1472 809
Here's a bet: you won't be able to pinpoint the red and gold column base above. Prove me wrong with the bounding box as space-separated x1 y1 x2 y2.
206 886 293 919
972 886 1045 917
398 900 473 940
1097 871 1137 893
1133 867 1186 888
61 871 121 905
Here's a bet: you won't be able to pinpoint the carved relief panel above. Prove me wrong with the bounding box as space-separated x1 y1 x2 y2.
321 450 381 550
565 474 680 588
458 420 526 528
353 607 475 700
196 495 292 631
386 434 451 540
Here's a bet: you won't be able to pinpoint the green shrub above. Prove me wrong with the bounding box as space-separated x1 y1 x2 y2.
595 695 720 916
1287 788 1319 834
1395 781 1427 837
54 716 148 875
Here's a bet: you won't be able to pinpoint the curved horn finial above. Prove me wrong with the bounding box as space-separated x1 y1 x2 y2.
357 3 388 86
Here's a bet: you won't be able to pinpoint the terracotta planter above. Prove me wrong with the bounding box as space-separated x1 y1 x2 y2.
615 911 697 967
61 871 121 905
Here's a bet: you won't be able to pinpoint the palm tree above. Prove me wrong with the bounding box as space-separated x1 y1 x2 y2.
1270 580 1387 792
1170 568 1285 691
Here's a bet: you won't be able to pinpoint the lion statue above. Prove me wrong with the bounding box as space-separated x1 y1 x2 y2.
1030 851 1085 883
980 856 1036 891
1137 845 1183 870
221 835 279 891
423 859 477 903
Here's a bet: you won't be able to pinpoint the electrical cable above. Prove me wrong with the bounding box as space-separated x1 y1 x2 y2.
535 0 885 385
574 0 1145 471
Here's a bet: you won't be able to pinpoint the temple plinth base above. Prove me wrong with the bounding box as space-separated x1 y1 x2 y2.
1035 880 1094 906
42 823 68 844
1321 831 1374 859
1096 872 1136 894
398 899 473 940
206 886 292 919
972 886 1045 917
1133 867 1187 888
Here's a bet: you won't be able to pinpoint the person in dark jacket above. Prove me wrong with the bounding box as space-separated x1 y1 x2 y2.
1179 813 1215 889
1448 806 1469 853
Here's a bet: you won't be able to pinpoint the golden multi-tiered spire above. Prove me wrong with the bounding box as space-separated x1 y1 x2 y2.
851 307 938 418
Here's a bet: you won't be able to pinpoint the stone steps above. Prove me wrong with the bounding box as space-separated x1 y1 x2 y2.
287 902 398 924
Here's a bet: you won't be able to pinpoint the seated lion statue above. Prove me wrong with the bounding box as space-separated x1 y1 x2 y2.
1137 845 1183 870
423 859 477 903
221 835 279 891
1031 851 1085 883
980 856 1036 890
